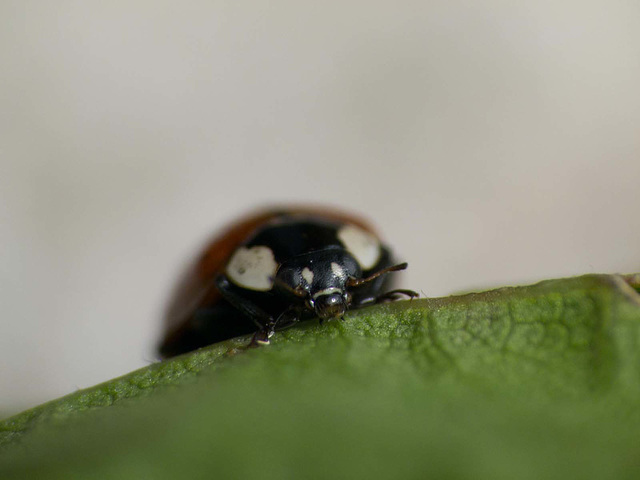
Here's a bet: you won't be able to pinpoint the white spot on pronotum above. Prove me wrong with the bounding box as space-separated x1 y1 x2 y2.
331 262 345 279
302 267 314 285
337 225 381 270
226 246 277 291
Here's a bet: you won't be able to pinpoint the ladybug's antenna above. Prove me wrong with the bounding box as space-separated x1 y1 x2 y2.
346 263 408 288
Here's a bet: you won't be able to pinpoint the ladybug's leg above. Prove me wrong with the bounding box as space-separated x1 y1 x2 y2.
373 289 419 303
250 305 302 346
273 305 303 330
348 261 417 307
215 275 274 329
351 289 419 308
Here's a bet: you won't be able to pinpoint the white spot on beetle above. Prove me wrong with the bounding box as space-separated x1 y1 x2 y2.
226 246 277 291
331 262 345 279
312 287 342 300
302 267 314 285
337 225 381 270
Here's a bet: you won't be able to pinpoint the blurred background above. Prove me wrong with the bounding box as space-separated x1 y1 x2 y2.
1 1 639 412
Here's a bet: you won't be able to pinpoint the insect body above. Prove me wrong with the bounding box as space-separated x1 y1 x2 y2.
159 208 416 358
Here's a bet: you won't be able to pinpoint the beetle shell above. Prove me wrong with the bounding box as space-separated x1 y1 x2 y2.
159 207 405 358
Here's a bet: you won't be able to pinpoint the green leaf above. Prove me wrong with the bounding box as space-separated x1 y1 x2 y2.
1 274 640 479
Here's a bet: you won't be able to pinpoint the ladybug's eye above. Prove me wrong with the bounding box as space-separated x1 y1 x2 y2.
344 291 352 305
305 298 315 310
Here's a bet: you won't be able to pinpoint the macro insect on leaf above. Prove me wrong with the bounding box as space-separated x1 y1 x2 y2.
160 207 416 357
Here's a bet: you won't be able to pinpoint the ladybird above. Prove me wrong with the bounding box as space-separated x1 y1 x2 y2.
159 207 416 357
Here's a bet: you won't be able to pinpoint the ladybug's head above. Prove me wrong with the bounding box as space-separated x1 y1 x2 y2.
274 248 361 320
309 290 348 320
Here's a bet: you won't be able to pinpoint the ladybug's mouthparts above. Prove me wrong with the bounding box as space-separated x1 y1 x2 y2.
314 293 347 319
